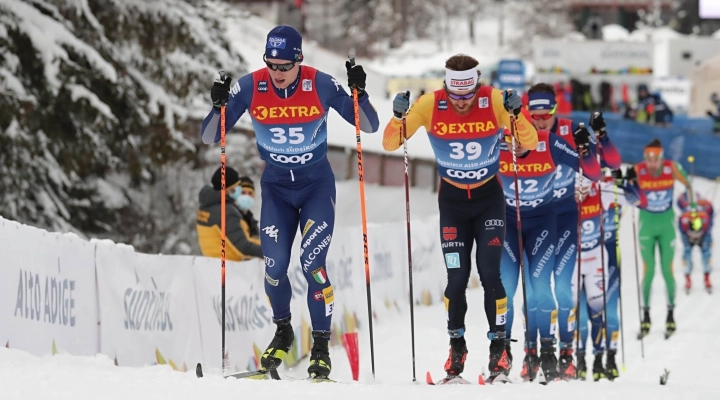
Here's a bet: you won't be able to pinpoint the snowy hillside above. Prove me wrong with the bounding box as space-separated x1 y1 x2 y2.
2 174 719 400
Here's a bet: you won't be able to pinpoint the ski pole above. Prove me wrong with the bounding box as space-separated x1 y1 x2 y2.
614 180 626 371
401 96 417 382
348 53 376 379
509 110 531 380
688 156 696 205
594 114 610 356
632 206 645 358
711 177 720 202
218 69 228 373
574 140 584 379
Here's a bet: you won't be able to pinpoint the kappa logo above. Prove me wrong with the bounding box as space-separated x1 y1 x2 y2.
442 227 457 241
331 78 342 91
302 79 312 92
262 225 279 242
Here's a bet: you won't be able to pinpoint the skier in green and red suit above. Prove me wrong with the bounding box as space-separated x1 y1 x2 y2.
634 138 694 339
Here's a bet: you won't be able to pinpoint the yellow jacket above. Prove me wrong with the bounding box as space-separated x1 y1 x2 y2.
196 185 262 261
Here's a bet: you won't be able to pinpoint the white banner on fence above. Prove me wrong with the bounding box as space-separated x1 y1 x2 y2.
95 244 203 370
0 218 98 356
534 40 653 74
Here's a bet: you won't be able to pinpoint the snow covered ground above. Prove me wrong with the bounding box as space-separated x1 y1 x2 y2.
3 175 719 400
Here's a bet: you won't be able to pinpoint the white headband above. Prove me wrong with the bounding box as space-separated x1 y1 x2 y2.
445 68 478 92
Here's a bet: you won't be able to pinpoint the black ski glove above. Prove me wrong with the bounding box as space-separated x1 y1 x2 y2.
573 124 591 156
626 166 638 182
211 75 232 108
590 111 607 138
346 61 367 97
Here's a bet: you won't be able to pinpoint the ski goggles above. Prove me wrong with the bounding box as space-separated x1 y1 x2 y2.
529 105 557 120
447 91 476 101
264 55 297 72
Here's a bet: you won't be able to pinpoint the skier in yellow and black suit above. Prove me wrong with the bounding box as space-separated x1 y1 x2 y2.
383 53 537 382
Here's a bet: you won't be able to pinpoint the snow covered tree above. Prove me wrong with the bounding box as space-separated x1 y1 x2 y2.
0 0 247 253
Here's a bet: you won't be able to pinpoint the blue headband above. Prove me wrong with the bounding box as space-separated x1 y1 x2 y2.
527 92 557 111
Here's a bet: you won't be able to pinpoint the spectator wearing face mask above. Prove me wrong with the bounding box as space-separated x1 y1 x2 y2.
196 166 263 261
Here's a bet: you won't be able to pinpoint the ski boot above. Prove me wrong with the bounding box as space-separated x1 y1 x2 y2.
638 308 651 339
539 339 559 383
685 274 692 294
665 308 676 339
558 345 577 380
605 349 619 380
308 330 332 378
504 338 514 370
520 346 540 381
705 272 713 294
576 351 587 381
261 316 294 371
444 336 468 378
592 352 606 381
488 335 511 378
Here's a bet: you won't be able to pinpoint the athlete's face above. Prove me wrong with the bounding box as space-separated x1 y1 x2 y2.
265 57 300 89
447 89 477 115
530 110 555 131
645 155 662 174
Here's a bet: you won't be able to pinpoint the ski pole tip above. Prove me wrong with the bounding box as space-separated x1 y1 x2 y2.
688 155 695 163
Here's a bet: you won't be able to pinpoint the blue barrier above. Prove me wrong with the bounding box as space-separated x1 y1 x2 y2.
563 112 720 179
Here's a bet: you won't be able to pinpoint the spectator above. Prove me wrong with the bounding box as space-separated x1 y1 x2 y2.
706 92 720 133
636 84 673 127
196 166 263 261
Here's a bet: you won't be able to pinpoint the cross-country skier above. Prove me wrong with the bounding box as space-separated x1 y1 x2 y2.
524 84 621 380
634 139 693 339
497 124 602 382
677 192 714 293
575 171 646 381
383 54 537 383
200 25 379 379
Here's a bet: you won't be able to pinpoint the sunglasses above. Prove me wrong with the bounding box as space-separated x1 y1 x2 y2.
447 91 476 101
263 55 296 72
530 112 555 121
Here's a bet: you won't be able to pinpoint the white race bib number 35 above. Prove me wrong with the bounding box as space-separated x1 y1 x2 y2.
270 127 304 144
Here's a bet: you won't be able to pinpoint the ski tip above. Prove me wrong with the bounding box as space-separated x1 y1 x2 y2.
195 363 203 378
425 371 434 385
478 374 485 385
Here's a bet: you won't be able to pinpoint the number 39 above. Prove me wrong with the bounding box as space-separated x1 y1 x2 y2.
449 142 482 160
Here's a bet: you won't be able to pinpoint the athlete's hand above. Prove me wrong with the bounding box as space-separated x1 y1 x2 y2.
346 61 367 96
611 168 623 183
626 166 637 182
211 74 232 108
590 111 607 137
503 89 522 117
573 123 591 156
393 91 410 119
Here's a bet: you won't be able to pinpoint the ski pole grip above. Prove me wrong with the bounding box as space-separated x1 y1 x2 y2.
348 53 356 67
218 69 226 82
